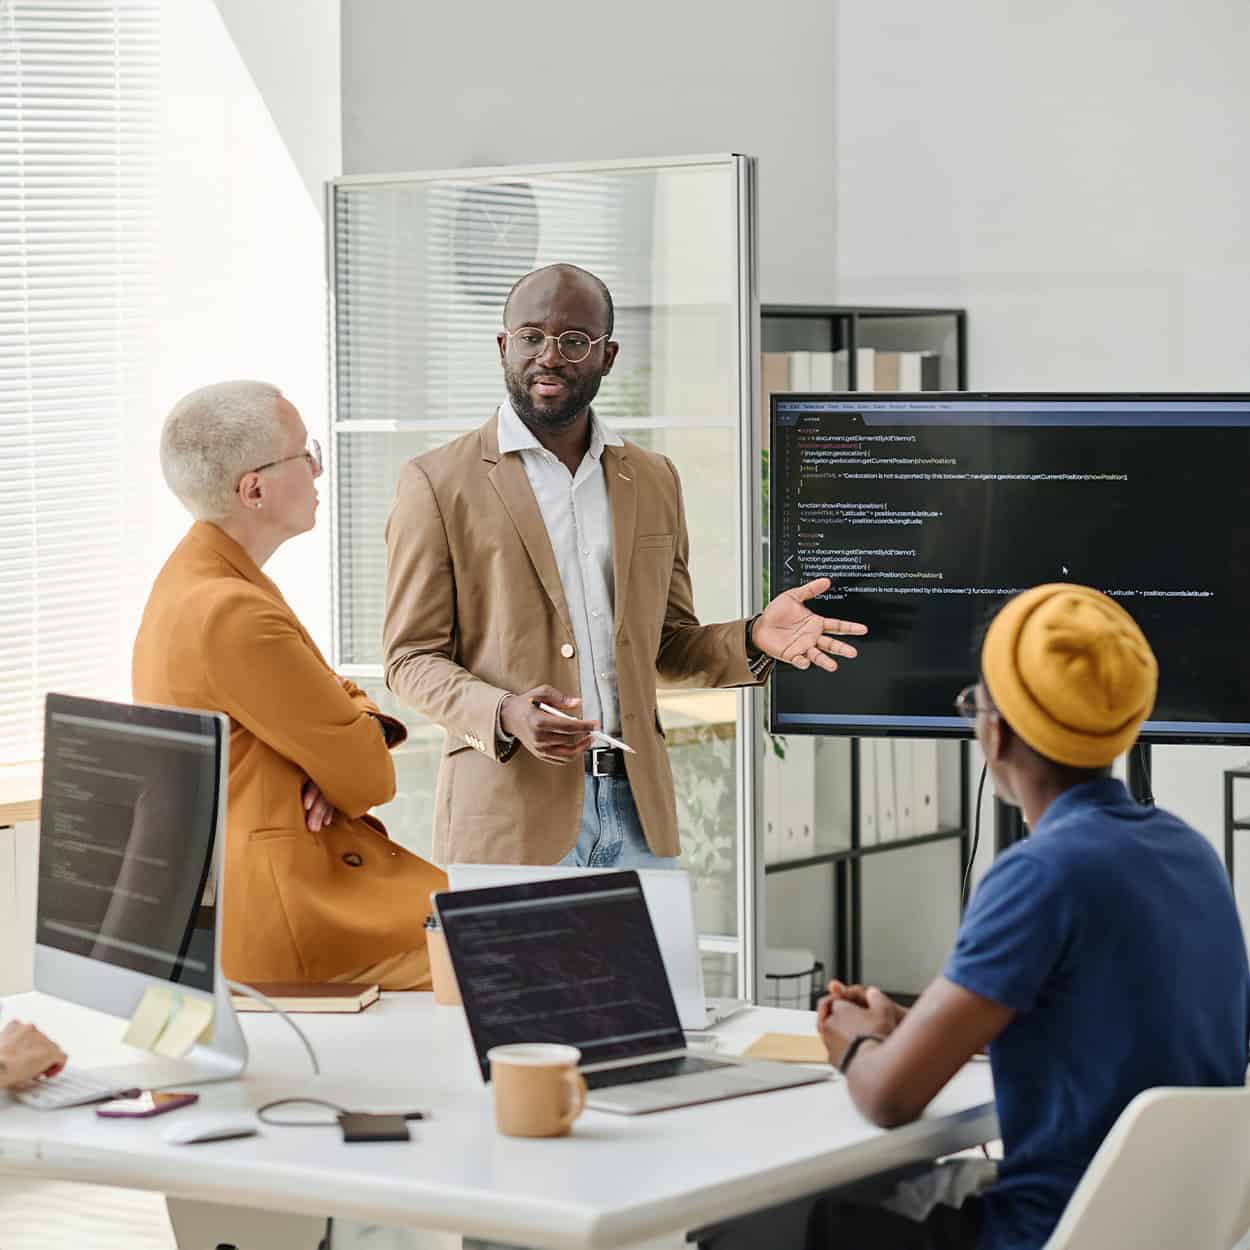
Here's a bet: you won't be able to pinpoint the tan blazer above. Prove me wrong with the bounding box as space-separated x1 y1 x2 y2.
133 522 446 984
384 414 765 865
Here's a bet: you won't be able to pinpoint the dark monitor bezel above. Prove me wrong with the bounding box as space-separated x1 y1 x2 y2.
37 692 225 1001
768 391 1250 744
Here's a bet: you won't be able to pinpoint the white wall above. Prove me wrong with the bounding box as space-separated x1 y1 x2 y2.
834 0 1250 897
341 0 837 306
212 0 341 216
135 0 341 647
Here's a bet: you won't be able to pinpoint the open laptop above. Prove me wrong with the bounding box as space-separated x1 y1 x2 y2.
447 863 747 1031
435 871 829 1114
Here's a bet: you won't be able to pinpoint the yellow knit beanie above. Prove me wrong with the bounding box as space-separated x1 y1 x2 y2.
980 584 1158 768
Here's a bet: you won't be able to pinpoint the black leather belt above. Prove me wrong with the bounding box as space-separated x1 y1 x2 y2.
585 747 626 777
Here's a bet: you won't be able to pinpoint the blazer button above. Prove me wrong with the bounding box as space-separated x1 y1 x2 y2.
342 852 363 868
561 643 575 658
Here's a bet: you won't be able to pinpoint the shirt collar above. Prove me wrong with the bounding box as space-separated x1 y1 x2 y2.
1033 775 1138 835
497 395 623 462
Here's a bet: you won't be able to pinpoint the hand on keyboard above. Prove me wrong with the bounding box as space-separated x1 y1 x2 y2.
0 1020 67 1090
12 1069 141 1111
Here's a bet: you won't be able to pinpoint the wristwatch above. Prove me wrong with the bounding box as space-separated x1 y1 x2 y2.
838 1033 884 1075
745 614 773 677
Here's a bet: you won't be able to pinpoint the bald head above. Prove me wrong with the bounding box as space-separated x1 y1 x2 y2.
503 264 614 337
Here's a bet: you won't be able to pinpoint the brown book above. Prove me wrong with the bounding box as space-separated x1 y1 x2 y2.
231 982 381 1013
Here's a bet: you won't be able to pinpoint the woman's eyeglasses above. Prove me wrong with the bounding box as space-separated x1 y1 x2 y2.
236 438 322 491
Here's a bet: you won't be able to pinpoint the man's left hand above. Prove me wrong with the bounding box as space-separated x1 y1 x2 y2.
816 983 903 1068
754 577 867 672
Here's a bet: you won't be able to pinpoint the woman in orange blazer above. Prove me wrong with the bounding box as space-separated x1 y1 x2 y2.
133 380 445 989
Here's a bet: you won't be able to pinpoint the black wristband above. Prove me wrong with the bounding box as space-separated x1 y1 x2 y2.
838 1033 884 1075
745 614 763 657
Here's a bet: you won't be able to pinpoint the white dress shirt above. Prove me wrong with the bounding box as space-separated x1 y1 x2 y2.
497 397 624 737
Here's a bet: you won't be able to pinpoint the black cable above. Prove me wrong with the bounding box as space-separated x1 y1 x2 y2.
962 763 988 908
257 1097 429 1127
1133 742 1155 806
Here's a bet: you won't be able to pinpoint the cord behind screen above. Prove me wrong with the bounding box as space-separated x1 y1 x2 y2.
961 764 988 908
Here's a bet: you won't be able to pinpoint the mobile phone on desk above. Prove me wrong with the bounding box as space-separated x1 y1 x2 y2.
96 1091 199 1118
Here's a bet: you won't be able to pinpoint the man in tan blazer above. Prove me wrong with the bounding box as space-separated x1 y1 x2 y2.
135 380 445 988
385 266 867 867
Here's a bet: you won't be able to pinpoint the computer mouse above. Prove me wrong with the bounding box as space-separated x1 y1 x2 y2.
160 1112 259 1146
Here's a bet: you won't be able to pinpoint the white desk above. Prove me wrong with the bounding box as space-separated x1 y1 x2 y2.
0 992 997 1249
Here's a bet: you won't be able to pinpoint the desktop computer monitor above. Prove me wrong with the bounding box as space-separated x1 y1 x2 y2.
770 391 1250 742
34 693 246 1085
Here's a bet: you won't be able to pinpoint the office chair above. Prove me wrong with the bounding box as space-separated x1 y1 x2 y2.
1043 1086 1250 1250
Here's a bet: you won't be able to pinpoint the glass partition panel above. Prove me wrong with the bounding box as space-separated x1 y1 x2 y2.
329 156 755 975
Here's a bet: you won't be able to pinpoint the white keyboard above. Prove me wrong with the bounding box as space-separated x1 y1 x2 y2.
13 1069 142 1111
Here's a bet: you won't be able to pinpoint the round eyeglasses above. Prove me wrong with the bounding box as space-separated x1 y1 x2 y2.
503 327 609 364
954 683 996 722
237 438 322 491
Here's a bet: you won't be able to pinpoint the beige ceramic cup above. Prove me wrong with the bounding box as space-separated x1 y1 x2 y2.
487 1044 587 1138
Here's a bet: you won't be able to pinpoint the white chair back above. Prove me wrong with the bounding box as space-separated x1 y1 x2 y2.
1043 1086 1250 1250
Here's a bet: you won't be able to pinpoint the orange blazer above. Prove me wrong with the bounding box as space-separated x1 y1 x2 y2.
133 522 445 984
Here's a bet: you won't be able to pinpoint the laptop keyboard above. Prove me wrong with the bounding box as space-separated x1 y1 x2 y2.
583 1055 723 1090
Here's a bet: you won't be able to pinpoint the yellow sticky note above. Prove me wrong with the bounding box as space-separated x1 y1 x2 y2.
153 996 214 1058
123 986 177 1050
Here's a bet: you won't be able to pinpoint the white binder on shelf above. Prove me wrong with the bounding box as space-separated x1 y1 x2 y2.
781 737 816 860
857 738 878 847
912 740 941 835
855 347 877 392
874 739 898 842
763 742 784 864
810 351 835 391
787 351 812 391
898 351 924 392
893 739 917 838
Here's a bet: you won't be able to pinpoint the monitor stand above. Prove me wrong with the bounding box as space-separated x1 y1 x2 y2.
32 944 248 1090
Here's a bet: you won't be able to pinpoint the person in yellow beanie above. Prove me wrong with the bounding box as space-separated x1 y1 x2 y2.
790 584 1250 1250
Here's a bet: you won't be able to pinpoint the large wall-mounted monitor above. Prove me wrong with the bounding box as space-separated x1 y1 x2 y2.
769 393 1250 743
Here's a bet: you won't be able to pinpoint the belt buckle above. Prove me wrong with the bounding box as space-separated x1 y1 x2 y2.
590 747 613 777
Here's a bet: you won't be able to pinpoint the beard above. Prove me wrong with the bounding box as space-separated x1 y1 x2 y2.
504 359 604 432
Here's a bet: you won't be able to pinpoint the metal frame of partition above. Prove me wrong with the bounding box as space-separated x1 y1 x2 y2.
325 154 763 1000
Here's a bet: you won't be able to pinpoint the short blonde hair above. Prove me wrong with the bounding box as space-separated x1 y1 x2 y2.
160 381 287 521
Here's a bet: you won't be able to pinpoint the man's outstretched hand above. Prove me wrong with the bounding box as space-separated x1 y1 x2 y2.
753 577 867 671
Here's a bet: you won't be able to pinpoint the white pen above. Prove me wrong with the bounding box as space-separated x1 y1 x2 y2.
534 701 637 754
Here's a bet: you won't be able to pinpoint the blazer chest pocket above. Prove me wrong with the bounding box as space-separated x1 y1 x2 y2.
637 533 674 550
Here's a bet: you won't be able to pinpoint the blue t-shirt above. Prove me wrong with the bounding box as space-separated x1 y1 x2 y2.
944 778 1250 1250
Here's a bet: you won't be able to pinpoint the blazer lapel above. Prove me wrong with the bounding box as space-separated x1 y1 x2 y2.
483 421 574 639
604 445 636 636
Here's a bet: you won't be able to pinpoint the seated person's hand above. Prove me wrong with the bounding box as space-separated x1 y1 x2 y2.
500 686 597 766
302 778 337 832
815 981 905 1069
0 1020 67 1088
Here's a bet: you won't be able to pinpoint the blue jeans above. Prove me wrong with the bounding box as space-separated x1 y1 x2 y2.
556 771 677 870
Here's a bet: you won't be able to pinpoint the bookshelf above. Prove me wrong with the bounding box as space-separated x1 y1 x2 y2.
760 303 969 992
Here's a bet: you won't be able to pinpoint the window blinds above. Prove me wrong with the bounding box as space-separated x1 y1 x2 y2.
0 1 158 763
